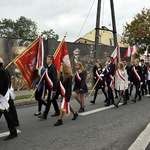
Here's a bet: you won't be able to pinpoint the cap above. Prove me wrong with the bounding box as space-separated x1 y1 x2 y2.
0 57 4 63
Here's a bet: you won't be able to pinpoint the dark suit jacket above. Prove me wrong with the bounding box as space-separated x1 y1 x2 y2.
130 65 142 86
0 66 9 96
45 64 58 91
104 62 115 82
141 65 147 82
73 70 88 93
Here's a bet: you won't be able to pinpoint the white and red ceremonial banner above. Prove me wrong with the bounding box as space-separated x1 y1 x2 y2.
124 45 136 58
124 46 131 58
36 36 44 69
14 37 42 89
111 44 121 63
53 41 71 72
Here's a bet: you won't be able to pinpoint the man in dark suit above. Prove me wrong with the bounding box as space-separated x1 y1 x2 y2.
103 56 115 106
140 59 147 95
123 59 130 101
0 58 17 141
130 59 142 102
38 55 60 119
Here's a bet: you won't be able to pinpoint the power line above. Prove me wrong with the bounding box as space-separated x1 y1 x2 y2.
76 0 96 39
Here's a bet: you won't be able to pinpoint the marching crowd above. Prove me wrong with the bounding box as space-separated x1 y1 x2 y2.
0 55 150 141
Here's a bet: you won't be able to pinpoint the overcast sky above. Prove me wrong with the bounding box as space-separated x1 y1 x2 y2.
0 0 149 42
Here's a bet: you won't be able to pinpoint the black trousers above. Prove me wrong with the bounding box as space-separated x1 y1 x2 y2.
8 99 19 126
35 90 47 112
0 107 16 134
134 85 141 100
147 80 150 95
44 90 60 118
93 86 108 102
125 89 129 100
106 81 114 105
141 81 147 95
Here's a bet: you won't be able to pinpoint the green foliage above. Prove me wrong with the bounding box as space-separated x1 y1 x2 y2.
0 16 59 40
41 29 59 40
122 8 150 54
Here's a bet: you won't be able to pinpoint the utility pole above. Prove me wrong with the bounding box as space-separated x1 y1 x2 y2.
110 0 117 45
94 0 102 62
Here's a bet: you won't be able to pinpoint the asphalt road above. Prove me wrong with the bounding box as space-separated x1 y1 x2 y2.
1 93 150 150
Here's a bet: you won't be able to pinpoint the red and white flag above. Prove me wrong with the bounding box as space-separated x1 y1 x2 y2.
124 46 131 58
131 45 136 56
53 41 71 72
14 37 42 89
111 47 117 62
124 45 136 58
36 36 44 69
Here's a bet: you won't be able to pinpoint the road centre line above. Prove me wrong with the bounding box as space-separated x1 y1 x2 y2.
0 129 21 138
79 103 122 116
128 123 150 150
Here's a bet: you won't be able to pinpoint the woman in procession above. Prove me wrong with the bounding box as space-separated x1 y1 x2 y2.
114 62 128 107
90 62 108 104
54 63 78 126
73 61 88 112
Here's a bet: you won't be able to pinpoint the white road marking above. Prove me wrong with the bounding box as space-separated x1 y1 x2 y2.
79 103 122 116
0 129 21 138
128 123 150 150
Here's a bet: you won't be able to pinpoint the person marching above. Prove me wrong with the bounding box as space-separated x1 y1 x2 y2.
123 59 130 100
73 61 88 112
140 59 148 96
103 56 115 106
33 67 47 116
114 62 128 107
146 63 150 97
130 59 142 103
0 57 18 140
90 62 108 104
38 55 60 119
54 63 78 126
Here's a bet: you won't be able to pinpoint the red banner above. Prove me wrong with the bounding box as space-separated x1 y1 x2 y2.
53 41 71 72
14 38 40 89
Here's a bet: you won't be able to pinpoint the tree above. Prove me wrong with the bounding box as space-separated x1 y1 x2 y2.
0 16 59 40
0 16 38 39
122 8 150 54
41 29 59 40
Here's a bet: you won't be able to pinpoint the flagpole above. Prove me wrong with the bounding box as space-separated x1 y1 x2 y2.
5 37 39 69
53 33 67 59
29 70 46 101
89 79 99 96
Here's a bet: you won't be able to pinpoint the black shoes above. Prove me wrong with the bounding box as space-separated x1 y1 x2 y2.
38 114 47 119
4 132 18 141
72 113 78 120
114 103 118 108
51 112 60 117
137 97 142 101
34 112 41 116
90 100 95 104
78 107 85 113
132 99 136 103
15 122 19 127
104 103 110 106
122 102 127 105
54 119 63 126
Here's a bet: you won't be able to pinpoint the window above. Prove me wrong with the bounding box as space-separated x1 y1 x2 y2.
109 38 114 46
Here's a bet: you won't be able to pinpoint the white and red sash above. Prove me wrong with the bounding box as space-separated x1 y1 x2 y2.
76 72 81 82
96 70 103 81
132 67 141 82
106 68 114 88
117 69 125 81
60 81 70 115
45 69 53 88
